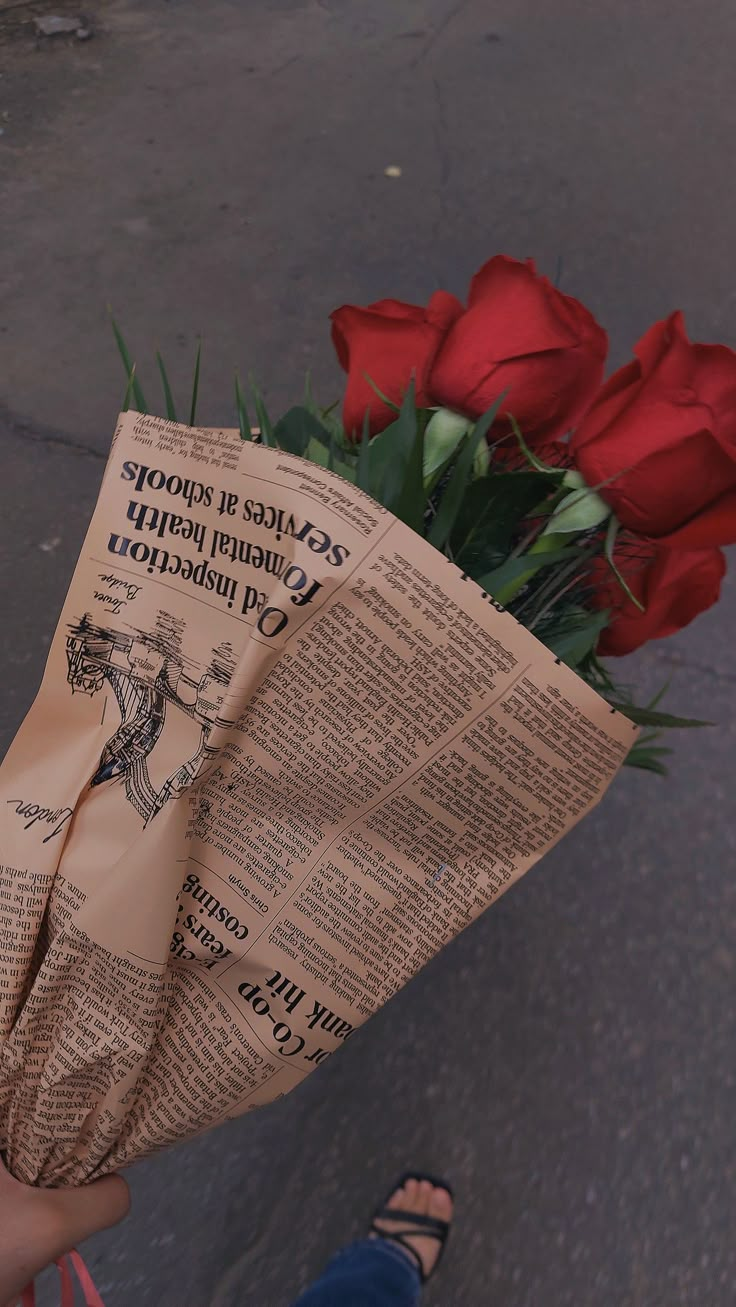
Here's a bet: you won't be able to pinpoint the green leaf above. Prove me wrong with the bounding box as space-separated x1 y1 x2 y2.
321 407 349 446
423 408 472 488
327 429 338 472
156 351 177 422
362 381 427 530
392 417 426 531
305 436 330 467
363 373 401 417
298 424 357 483
302 377 345 431
273 406 332 457
476 546 586 597
604 516 645 612
509 415 564 476
234 374 254 441
356 410 372 492
451 472 555 573
250 379 276 448
365 425 396 499
121 362 138 414
611 704 712 729
561 469 586 491
634 731 662 747
429 395 505 550
624 746 670 776
381 381 426 531
110 311 147 413
647 680 671 711
537 608 610 668
473 438 491 479
490 528 579 607
332 457 357 484
544 485 611 534
189 338 202 426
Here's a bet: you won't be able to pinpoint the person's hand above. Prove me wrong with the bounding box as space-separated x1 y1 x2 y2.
0 1153 129 1304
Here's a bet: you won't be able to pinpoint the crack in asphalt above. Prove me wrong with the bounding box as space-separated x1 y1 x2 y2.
1 403 106 461
411 0 471 68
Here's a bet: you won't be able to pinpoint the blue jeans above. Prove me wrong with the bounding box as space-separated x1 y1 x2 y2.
291 1237 422 1306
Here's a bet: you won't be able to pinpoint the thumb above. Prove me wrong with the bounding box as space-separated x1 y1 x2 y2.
47 1173 131 1246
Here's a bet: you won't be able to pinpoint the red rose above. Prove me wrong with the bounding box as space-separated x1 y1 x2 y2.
591 542 726 656
571 312 736 547
330 292 463 438
430 256 607 441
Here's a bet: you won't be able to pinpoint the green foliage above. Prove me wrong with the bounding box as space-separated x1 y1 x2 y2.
156 352 177 422
121 363 138 414
363 373 400 416
509 415 565 476
363 382 426 530
110 312 147 413
540 608 611 668
611 704 711 729
189 339 202 426
450 473 551 574
356 410 372 492
428 396 505 549
604 516 645 611
250 379 276 448
108 327 712 779
304 436 330 467
270 404 358 482
273 406 333 457
423 408 472 489
477 547 586 600
234 374 253 441
544 484 611 533
625 742 671 775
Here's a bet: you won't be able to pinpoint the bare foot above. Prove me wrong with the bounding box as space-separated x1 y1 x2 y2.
371 1176 453 1281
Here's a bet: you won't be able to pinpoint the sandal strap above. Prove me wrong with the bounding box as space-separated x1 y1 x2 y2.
372 1207 450 1234
370 1214 450 1285
373 1231 427 1282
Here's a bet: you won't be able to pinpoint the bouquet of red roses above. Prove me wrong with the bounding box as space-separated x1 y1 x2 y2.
119 253 734 769
2 252 727 1225
4 249 732 1307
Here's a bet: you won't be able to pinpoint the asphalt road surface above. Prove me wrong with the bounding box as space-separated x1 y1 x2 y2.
1 2 734 1304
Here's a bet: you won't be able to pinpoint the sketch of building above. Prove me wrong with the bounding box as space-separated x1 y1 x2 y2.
66 614 235 823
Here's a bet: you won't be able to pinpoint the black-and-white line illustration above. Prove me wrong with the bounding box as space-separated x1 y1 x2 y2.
66 613 235 823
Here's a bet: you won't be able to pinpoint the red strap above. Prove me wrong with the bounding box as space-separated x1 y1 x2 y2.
18 1251 105 1307
66 1251 106 1307
56 1256 75 1307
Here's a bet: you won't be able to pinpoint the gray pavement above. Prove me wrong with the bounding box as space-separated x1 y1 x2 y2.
1 2 735 1303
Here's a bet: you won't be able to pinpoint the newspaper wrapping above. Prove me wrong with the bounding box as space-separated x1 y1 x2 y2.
0 413 635 1184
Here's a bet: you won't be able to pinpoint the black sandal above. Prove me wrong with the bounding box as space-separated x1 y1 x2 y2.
370 1171 453 1284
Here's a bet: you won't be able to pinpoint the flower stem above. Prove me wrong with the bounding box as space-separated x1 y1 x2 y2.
493 530 568 607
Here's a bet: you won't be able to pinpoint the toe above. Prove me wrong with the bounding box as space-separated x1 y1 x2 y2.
386 1182 404 1211
429 1185 453 1223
